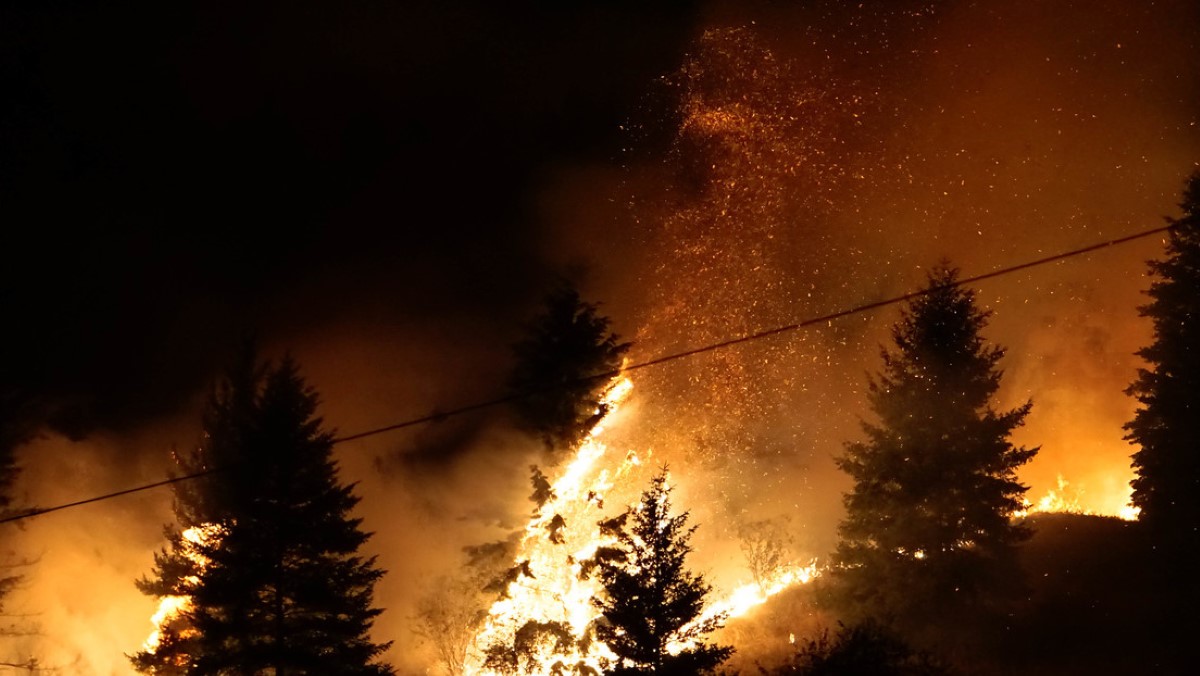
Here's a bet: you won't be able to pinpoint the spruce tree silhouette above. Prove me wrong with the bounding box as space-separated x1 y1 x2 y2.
592 468 733 675
132 348 393 675
508 284 630 453
829 264 1036 626
1124 171 1200 662
1126 171 1200 554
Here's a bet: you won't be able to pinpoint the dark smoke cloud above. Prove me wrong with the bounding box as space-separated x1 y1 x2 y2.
0 1 703 438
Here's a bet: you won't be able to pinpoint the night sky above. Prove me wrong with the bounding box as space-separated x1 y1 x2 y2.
2 1 1199 673
1 1 701 436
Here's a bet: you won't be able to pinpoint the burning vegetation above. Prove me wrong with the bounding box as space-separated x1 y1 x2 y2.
139 523 222 659
2 5 1199 676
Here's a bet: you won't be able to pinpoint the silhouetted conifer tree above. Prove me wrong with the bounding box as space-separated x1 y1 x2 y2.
829 265 1036 624
130 344 261 673
508 284 630 452
592 468 733 675
1125 171 1200 555
131 348 393 675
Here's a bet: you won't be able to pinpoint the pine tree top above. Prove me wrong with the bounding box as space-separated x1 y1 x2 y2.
508 283 632 452
876 265 1003 407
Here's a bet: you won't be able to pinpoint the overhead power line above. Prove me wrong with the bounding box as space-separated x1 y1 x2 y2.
0 468 226 525
0 223 1176 526
333 222 1174 442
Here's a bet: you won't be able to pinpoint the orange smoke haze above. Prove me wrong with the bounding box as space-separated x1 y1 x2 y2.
8 433 176 673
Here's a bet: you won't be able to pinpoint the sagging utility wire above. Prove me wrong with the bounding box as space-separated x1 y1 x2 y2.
0 223 1175 526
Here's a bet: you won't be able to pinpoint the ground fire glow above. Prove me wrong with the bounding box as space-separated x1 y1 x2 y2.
684 563 821 640
1015 474 1140 522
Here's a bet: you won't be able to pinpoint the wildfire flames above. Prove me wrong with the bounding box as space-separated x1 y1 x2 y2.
466 377 819 674
458 366 1137 673
142 523 224 654
145 382 1137 675
467 377 636 674
685 564 821 642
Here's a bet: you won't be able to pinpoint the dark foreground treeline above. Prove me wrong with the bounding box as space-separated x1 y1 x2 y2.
726 512 1197 676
